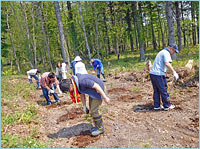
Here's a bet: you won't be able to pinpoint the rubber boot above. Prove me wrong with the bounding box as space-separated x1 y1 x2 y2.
91 115 104 136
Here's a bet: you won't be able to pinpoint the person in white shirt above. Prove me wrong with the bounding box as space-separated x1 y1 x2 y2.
56 61 68 81
74 56 88 75
27 69 41 89
150 44 179 111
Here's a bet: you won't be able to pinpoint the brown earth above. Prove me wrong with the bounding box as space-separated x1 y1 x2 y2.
1 67 199 148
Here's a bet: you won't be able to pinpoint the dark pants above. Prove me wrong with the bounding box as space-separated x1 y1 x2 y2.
150 74 171 108
29 74 40 88
41 84 60 104
97 67 105 79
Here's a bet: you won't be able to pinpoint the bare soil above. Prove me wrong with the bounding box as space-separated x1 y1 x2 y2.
1 67 199 148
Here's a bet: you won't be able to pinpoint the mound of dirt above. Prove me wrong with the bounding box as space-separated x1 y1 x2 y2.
107 88 130 94
72 130 101 148
56 107 84 124
46 101 72 109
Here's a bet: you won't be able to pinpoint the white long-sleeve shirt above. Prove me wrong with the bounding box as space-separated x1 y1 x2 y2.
75 61 88 75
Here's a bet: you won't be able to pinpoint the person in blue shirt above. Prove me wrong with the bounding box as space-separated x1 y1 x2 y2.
90 58 106 82
59 73 110 137
70 60 77 75
150 44 179 111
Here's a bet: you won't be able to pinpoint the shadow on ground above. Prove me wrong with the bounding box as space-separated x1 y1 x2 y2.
47 123 93 139
133 103 161 112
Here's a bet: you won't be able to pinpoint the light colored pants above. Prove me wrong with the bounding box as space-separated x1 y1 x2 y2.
89 97 102 118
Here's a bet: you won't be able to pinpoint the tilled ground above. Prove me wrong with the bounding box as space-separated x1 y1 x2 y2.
1 67 199 148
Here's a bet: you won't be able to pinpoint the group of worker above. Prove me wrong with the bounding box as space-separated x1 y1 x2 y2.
26 44 180 137
27 57 109 137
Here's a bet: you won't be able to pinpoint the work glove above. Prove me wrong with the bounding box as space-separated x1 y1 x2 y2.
49 89 55 94
173 71 179 81
28 75 31 79
83 105 89 114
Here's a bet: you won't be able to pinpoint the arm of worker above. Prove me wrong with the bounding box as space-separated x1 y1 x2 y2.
80 94 89 114
92 83 110 104
165 62 179 80
57 85 63 94
27 72 31 79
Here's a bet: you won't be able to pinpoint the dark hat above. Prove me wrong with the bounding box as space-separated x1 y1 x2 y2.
169 44 179 53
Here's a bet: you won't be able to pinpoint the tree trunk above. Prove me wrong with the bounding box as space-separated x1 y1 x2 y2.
54 1 70 64
66 1 79 56
149 3 157 50
132 2 145 61
103 7 111 55
175 2 182 51
125 2 134 52
6 12 20 73
191 2 196 45
14 2 34 68
181 2 186 47
196 4 199 44
31 3 37 68
166 1 177 59
157 6 165 48
39 2 53 71
92 3 100 59
78 2 91 59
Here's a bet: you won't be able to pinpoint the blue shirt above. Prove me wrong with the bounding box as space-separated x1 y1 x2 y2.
70 60 76 75
76 73 104 100
150 48 172 76
91 59 103 70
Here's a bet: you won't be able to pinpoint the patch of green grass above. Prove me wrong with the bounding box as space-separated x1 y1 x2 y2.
136 141 151 148
1 77 35 102
2 105 38 125
132 87 141 93
1 133 47 148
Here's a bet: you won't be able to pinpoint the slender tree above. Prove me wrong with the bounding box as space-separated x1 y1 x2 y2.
6 11 20 72
39 2 53 71
175 2 182 51
78 1 91 59
54 1 70 64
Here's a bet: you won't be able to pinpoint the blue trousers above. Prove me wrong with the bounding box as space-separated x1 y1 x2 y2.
97 67 105 79
150 74 171 108
29 74 40 88
41 84 60 104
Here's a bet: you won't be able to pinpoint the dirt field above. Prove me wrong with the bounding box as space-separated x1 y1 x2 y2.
2 67 199 148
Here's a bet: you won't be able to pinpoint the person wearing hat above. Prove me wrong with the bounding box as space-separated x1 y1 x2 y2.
74 56 88 75
27 69 41 89
90 58 106 82
150 44 179 111
59 73 110 136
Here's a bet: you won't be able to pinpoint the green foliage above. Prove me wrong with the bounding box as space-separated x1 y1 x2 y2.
2 105 38 125
1 76 36 102
1 133 47 148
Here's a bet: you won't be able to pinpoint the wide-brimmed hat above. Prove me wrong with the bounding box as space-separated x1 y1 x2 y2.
74 56 82 61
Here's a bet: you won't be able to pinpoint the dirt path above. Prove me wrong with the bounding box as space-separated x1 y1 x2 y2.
3 68 199 148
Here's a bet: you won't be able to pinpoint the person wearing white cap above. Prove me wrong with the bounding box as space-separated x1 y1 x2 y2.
74 56 88 75
150 44 179 111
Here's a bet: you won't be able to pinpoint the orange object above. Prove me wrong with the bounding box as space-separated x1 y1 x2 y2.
70 78 81 104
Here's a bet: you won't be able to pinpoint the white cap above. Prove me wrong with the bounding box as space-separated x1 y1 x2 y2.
74 56 82 61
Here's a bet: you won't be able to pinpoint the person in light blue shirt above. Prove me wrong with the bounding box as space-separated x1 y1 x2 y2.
90 58 106 82
150 44 179 111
